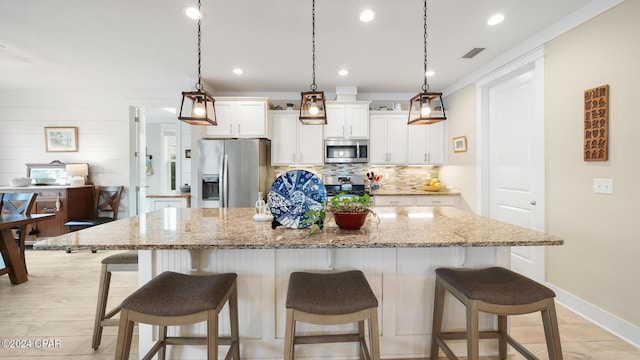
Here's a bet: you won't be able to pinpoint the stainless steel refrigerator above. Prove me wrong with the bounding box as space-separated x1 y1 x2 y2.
197 139 270 208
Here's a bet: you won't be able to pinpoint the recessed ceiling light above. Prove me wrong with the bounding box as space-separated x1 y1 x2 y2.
425 70 435 77
233 68 243 75
338 69 349 76
487 14 504 26
185 7 201 20
360 9 375 22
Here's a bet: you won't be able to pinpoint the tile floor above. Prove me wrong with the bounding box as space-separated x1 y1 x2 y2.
1 249 638 359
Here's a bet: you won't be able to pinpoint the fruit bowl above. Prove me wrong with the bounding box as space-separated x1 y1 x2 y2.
422 184 443 192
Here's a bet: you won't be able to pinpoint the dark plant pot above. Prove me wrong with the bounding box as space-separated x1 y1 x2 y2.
333 212 368 230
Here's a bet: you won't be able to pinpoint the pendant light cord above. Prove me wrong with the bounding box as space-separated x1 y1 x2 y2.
195 0 203 91
310 0 317 91
422 0 429 92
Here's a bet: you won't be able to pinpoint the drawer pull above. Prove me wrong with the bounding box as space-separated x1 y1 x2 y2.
41 208 58 212
390 201 400 204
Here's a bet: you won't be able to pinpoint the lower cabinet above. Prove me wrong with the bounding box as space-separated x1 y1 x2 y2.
148 196 190 210
374 195 458 207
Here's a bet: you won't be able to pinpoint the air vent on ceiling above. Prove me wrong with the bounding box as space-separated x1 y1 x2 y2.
461 47 485 59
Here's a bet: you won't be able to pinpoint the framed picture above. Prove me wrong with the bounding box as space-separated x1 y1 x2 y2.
453 136 467 153
45 127 78 152
185 149 191 158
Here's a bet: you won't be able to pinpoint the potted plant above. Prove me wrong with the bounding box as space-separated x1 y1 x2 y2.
328 192 378 230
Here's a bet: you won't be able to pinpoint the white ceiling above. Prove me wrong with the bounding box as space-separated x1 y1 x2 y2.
0 0 606 97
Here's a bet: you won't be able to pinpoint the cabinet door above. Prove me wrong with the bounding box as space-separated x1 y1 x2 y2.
386 115 407 164
325 104 346 138
369 115 388 164
298 123 324 165
407 125 429 165
236 101 267 138
347 104 370 138
271 112 298 165
204 101 234 138
34 198 63 237
426 121 446 165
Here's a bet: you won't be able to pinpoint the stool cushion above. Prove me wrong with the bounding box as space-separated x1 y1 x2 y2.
286 270 378 315
101 251 138 265
436 267 555 306
121 271 237 317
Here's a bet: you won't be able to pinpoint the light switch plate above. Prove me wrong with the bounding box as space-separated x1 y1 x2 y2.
594 178 613 194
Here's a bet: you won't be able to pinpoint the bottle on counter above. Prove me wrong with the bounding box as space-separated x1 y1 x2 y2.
255 192 266 215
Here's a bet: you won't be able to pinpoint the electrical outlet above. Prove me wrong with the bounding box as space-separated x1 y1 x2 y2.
593 178 613 194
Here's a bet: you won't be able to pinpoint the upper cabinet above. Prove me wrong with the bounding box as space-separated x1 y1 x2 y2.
407 120 447 165
369 113 408 165
203 98 270 139
271 111 324 166
324 101 370 139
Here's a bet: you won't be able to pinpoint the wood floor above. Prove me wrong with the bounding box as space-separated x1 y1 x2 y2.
1 249 638 359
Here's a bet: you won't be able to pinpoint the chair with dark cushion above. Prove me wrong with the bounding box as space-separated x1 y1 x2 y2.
430 266 563 360
64 185 124 231
284 270 380 360
0 192 37 273
115 271 240 360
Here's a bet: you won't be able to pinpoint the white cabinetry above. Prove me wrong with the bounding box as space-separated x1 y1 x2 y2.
324 101 370 139
203 98 269 139
374 195 457 207
148 196 190 210
271 111 323 166
369 113 408 165
407 121 446 165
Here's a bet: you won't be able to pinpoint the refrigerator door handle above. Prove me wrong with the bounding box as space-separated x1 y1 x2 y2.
219 154 225 208
222 154 229 208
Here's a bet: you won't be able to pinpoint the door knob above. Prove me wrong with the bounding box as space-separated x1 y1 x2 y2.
531 201 536 205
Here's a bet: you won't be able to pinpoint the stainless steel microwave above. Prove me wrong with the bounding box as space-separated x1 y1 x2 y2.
324 139 369 164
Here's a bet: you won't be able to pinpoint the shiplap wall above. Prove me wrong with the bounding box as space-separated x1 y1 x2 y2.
0 89 132 215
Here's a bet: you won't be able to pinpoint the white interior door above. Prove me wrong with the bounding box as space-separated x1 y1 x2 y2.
479 51 546 281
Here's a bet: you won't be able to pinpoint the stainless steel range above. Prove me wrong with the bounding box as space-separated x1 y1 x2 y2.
323 175 367 197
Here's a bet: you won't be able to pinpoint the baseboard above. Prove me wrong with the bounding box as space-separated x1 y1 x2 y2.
547 283 640 349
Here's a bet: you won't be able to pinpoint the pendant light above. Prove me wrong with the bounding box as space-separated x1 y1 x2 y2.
408 0 446 125
299 0 327 125
179 0 216 126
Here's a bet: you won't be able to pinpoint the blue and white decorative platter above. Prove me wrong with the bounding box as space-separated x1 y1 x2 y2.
268 169 327 229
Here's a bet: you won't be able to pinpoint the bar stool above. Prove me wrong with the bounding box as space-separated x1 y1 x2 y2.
431 267 563 360
92 251 138 349
284 270 380 360
115 271 240 360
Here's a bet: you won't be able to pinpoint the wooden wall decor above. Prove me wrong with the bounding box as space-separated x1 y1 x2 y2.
584 85 609 161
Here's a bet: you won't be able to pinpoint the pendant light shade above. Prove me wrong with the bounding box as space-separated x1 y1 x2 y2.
408 91 446 124
179 0 217 126
179 89 217 126
299 0 327 125
408 0 446 125
300 90 327 125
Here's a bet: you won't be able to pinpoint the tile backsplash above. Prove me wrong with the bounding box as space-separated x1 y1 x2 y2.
272 164 439 191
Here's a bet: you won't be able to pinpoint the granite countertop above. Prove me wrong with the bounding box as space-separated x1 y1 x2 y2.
371 188 461 196
146 191 191 198
37 207 563 251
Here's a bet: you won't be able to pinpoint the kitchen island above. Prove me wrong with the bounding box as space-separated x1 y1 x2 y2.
39 207 562 359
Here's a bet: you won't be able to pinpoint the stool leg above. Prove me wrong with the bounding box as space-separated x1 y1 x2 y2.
498 315 507 359
542 299 563 360
430 278 445 360
358 320 366 359
158 326 167 360
368 308 381 360
466 300 479 360
207 310 219 360
283 309 296 360
115 309 134 360
229 284 240 359
92 264 111 350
